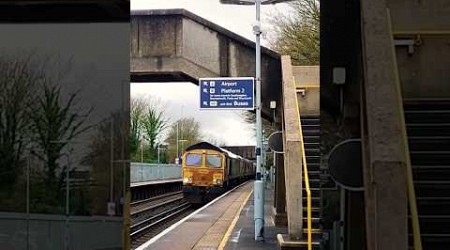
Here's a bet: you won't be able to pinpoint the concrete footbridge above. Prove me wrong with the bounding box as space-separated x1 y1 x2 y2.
131 8 282 121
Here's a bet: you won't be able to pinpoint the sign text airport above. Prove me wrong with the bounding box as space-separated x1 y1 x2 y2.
199 77 255 110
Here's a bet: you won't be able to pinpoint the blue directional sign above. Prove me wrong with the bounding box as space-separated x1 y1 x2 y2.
199 77 255 110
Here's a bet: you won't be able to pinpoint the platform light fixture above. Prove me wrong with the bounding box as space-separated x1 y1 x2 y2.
270 100 276 109
48 140 84 250
270 100 276 126
220 0 295 242
332 67 346 85
333 67 346 114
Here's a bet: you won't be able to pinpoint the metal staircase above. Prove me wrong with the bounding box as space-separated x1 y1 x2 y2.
405 100 450 249
299 116 322 249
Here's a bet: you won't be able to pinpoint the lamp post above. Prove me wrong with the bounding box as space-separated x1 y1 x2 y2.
49 139 87 250
179 139 188 158
110 117 114 204
48 141 70 250
219 0 294 241
177 120 180 164
157 143 160 164
25 144 70 250
176 104 185 164
26 149 31 250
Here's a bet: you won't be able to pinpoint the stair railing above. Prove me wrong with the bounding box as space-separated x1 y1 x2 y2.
387 8 422 250
295 78 312 250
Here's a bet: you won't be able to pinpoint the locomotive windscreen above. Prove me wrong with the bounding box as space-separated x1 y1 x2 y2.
185 153 202 166
206 155 222 168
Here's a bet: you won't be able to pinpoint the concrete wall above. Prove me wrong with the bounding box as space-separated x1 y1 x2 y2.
130 163 182 183
0 212 122 250
293 66 320 116
387 0 450 99
131 15 182 58
388 0 450 32
396 36 450 99
182 18 221 74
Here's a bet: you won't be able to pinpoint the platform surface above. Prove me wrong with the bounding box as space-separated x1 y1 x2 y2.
223 183 287 250
138 181 254 250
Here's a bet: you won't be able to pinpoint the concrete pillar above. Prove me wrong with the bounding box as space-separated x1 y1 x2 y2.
273 152 287 226
280 55 303 240
360 1 408 249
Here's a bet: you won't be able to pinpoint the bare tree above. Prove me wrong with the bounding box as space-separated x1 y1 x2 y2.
0 53 92 212
130 95 169 162
130 96 145 158
267 0 319 65
82 111 127 215
140 96 169 156
164 117 202 163
239 111 277 139
30 81 92 189
0 53 42 203
24 55 93 213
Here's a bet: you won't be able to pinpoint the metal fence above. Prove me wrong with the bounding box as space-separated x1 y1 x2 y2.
130 163 182 183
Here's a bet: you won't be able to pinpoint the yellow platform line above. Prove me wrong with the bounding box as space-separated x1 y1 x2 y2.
218 189 254 250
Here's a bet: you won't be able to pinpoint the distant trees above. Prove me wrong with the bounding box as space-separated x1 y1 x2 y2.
129 97 233 164
141 97 169 156
130 95 169 163
0 54 41 208
267 0 319 65
239 111 277 140
129 98 228 164
164 117 202 163
130 97 145 159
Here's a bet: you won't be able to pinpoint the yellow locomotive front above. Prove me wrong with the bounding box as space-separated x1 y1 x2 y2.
182 145 227 204
182 148 225 187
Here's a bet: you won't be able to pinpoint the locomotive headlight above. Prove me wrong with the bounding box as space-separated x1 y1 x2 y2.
183 171 193 184
213 173 223 185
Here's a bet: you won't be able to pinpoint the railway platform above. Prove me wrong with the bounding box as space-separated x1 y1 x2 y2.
131 178 182 188
136 180 285 250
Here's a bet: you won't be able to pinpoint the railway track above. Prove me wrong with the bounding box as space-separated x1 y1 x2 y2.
131 191 183 217
130 191 194 249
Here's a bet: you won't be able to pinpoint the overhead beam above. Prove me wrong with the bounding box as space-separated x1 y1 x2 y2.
130 9 282 122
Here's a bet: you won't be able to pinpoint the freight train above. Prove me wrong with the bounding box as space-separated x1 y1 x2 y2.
181 141 255 204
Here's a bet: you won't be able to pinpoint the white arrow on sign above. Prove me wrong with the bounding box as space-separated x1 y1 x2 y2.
203 88 208 93
203 101 208 106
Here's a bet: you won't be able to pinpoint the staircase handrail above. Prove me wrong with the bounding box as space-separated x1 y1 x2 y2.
295 78 312 250
387 8 422 250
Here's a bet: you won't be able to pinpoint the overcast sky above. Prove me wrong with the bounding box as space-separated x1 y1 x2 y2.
131 0 290 146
